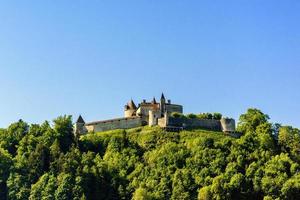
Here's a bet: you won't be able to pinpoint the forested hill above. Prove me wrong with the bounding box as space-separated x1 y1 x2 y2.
0 109 300 200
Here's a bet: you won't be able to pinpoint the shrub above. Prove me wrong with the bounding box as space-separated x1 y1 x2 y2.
186 113 197 119
171 112 186 119
197 113 213 120
213 113 222 120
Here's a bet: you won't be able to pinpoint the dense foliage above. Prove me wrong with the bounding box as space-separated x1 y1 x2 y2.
0 109 300 200
171 112 222 120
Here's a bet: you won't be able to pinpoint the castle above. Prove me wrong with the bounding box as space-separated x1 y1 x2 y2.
74 93 236 135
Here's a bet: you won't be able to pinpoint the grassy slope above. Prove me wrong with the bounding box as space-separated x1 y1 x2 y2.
80 126 236 153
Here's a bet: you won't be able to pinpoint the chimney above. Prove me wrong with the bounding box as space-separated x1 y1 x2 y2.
168 99 171 104
143 99 146 103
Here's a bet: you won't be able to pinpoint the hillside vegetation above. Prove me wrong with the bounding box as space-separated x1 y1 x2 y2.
0 108 300 200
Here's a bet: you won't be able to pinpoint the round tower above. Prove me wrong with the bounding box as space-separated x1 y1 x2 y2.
148 110 156 127
124 99 137 117
220 118 236 132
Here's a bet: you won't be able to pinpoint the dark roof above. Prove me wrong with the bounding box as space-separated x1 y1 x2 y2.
161 93 166 100
165 103 182 106
85 116 141 126
127 99 137 109
76 115 85 123
152 97 157 104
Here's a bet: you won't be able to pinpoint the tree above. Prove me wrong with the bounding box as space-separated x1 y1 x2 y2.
0 148 12 199
213 113 222 120
73 176 85 200
228 173 244 196
132 187 152 200
1 120 28 155
7 172 30 200
28 124 43 137
261 153 296 198
27 143 50 182
1 111 300 200
41 174 57 200
53 115 74 152
40 121 57 146
210 175 229 200
186 113 197 119
171 169 196 200
13 134 50 182
237 108 269 134
281 174 300 200
278 126 300 160
49 139 62 174
198 186 211 200
29 173 50 200
171 112 186 119
256 122 275 151
197 113 213 120
59 147 81 175
55 173 74 200
272 123 281 139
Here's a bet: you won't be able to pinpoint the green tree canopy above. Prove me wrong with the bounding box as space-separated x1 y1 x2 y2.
237 108 270 134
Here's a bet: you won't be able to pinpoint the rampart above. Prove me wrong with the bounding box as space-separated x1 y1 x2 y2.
166 117 235 132
167 118 221 131
185 118 222 131
85 116 143 132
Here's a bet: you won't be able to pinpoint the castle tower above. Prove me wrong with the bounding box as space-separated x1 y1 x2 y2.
148 110 156 126
74 115 87 136
160 93 166 115
149 107 161 127
124 99 137 117
152 97 157 104
164 111 169 126
220 118 236 132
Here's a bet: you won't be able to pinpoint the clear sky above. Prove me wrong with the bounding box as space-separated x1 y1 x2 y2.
0 1 299 128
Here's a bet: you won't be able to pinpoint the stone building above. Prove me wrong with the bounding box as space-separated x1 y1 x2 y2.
74 93 236 135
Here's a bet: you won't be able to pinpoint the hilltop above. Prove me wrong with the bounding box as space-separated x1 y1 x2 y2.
80 126 235 156
74 94 236 135
0 108 300 200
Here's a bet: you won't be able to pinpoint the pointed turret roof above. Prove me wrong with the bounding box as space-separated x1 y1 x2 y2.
152 97 157 104
76 115 85 123
161 93 166 100
127 99 137 109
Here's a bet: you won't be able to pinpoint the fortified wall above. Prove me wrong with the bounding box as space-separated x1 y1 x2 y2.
74 93 236 135
157 116 235 132
85 116 143 133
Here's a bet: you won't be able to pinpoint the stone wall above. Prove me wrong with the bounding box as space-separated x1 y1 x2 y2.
158 117 167 127
167 117 183 127
85 117 143 133
168 117 223 131
165 104 183 114
184 118 222 131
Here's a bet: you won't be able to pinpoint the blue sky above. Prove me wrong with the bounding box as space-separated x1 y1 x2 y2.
0 1 300 128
